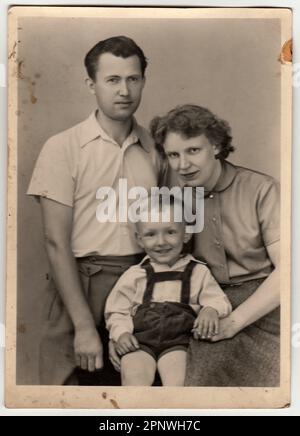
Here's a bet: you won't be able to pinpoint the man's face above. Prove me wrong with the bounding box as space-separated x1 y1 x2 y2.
163 132 221 189
89 53 145 122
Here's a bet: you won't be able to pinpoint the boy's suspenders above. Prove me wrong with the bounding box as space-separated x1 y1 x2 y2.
141 259 197 305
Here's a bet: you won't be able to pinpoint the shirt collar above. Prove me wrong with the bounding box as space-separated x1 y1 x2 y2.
139 253 205 271
211 160 238 193
79 110 150 152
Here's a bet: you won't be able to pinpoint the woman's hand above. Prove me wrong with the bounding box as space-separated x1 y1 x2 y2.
209 313 241 342
210 242 280 343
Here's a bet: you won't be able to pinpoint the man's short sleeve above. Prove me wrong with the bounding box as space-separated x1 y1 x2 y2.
27 135 75 207
257 178 280 247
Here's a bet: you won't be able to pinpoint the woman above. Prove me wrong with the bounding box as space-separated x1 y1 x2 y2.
149 104 280 386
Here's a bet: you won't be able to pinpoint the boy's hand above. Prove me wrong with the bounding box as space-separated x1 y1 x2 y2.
109 340 121 372
192 307 219 340
116 333 139 356
74 326 103 372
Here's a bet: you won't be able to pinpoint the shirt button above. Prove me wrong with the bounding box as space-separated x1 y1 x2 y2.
215 240 221 247
212 217 217 222
209 194 214 199
150 303 155 309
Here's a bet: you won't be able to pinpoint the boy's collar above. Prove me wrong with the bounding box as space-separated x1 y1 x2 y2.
139 253 206 270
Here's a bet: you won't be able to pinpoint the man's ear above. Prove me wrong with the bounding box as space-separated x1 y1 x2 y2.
183 232 193 244
85 77 96 95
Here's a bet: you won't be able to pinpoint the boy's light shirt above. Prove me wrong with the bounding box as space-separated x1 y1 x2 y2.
105 253 232 342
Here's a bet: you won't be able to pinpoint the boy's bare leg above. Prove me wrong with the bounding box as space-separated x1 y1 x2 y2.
157 350 187 386
121 350 156 386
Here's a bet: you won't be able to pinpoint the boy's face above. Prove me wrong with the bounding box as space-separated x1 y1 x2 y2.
87 53 145 122
136 213 191 267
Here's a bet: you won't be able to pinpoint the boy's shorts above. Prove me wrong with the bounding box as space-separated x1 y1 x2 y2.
132 301 196 360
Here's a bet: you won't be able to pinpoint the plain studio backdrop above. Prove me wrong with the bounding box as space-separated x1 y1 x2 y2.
16 16 281 384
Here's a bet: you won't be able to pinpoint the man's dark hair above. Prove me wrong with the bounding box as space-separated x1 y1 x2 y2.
84 35 148 81
150 104 235 160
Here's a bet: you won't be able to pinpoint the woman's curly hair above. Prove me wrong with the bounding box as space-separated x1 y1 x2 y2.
150 104 235 160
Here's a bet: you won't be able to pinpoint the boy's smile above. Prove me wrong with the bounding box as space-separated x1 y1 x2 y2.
136 214 191 267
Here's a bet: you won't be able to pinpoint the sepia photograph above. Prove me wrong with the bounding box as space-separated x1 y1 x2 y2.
6 6 291 408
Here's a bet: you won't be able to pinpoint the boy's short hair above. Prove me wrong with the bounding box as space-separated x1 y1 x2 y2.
150 104 235 160
84 35 148 81
136 192 187 227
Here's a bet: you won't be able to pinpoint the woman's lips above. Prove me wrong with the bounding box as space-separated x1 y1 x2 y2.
180 171 199 180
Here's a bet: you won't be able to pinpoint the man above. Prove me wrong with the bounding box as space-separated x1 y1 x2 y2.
27 36 162 385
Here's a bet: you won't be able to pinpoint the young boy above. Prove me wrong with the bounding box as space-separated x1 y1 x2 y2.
105 196 232 386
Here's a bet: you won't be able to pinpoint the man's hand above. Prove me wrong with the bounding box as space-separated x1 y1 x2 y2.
41 197 104 371
192 306 219 340
116 332 139 356
74 326 103 372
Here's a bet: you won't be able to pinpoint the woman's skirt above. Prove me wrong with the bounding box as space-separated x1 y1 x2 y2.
185 278 280 387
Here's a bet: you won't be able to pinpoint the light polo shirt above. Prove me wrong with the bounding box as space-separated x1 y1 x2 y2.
27 111 162 257
105 254 232 342
167 160 280 284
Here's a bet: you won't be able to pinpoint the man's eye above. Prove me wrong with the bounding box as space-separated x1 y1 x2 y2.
167 152 179 159
188 148 200 154
168 229 177 235
129 76 139 82
144 233 154 237
108 78 119 83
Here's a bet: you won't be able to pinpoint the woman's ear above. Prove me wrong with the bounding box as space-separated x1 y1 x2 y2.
213 145 220 156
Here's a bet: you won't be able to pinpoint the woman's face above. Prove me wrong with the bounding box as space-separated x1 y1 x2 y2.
163 132 221 189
